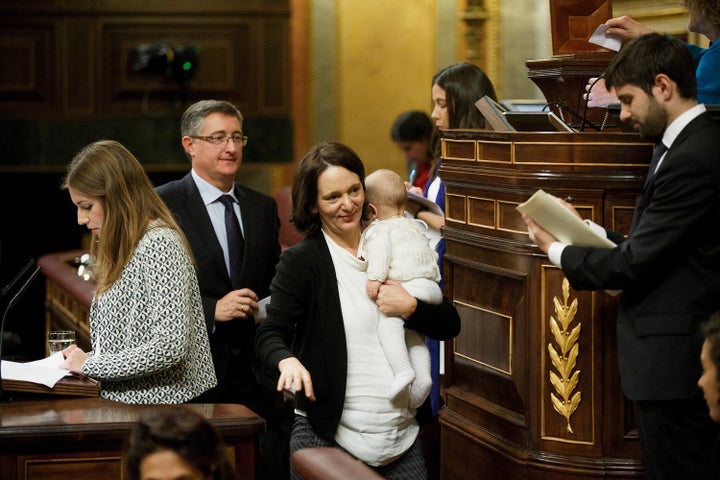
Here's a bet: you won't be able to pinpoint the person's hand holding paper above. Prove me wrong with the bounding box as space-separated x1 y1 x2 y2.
517 189 616 253
518 192 580 253
585 16 658 108
588 23 622 52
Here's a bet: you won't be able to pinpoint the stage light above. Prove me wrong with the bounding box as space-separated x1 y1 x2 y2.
133 42 199 84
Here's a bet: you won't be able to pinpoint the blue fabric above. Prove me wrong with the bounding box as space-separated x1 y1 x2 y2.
423 168 447 417
426 337 441 416
686 41 720 105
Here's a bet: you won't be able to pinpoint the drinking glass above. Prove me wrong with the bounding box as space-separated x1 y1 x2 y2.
48 330 76 354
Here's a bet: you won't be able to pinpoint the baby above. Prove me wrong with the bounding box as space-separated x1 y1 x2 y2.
360 168 442 408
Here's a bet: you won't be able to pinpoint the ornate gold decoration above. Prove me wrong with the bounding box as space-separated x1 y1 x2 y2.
548 278 582 433
458 0 502 97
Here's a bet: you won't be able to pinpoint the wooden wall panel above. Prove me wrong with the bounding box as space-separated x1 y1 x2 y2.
0 2 290 118
100 19 256 113
0 22 57 113
260 19 290 113
64 18 94 114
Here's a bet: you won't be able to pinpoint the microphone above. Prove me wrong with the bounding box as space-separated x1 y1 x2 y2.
0 259 35 300
0 262 42 402
546 102 601 131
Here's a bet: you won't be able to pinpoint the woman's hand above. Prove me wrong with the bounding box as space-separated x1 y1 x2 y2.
605 15 655 42
376 280 417 319
277 357 316 401
59 344 87 375
405 201 422 218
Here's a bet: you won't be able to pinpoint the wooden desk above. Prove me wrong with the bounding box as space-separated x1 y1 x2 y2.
0 398 264 480
438 130 652 479
37 250 93 353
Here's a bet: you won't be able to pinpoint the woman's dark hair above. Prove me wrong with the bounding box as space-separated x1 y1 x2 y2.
605 33 697 100
703 311 720 391
390 110 434 143
432 62 498 130
428 62 498 179
291 141 370 236
125 407 238 480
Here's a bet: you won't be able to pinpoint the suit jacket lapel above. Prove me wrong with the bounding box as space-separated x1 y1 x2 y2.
180 174 232 285
645 112 713 190
630 112 715 236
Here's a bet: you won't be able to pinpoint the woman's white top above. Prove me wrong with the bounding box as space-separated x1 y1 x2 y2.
323 231 419 466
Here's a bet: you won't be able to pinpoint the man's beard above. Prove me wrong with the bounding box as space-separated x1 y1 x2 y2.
637 99 668 143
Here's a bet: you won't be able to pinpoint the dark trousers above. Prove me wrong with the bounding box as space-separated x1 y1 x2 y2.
634 397 719 480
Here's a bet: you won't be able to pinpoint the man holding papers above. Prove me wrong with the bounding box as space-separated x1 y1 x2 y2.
522 34 720 480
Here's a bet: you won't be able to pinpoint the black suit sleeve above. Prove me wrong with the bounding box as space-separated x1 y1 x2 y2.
405 296 461 340
562 117 720 292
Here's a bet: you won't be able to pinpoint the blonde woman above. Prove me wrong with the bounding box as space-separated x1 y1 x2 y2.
59 140 216 404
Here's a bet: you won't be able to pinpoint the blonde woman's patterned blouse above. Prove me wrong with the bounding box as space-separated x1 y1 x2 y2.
81 223 216 403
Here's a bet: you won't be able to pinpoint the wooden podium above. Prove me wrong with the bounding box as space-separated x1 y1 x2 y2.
3 373 99 397
0 398 264 480
437 129 652 479
527 0 616 131
37 250 93 353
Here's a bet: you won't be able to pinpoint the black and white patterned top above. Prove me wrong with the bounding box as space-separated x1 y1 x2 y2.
81 223 217 404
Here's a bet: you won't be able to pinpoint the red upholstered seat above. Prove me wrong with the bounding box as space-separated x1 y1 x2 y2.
273 186 303 251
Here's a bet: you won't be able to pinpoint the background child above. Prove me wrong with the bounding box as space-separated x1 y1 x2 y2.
360 168 442 408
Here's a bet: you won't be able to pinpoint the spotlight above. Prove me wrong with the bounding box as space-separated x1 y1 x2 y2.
133 42 199 83
169 45 198 83
133 42 174 75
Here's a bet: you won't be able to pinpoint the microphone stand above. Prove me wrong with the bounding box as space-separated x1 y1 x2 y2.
0 259 34 300
0 262 42 403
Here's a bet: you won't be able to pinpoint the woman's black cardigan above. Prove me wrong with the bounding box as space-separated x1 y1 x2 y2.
255 231 461 439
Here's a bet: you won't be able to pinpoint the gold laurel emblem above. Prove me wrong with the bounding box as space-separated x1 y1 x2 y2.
548 277 582 433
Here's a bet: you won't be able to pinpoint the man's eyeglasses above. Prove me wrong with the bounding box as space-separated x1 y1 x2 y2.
191 134 248 147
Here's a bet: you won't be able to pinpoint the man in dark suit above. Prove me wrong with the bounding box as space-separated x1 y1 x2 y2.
522 34 720 480
156 100 285 479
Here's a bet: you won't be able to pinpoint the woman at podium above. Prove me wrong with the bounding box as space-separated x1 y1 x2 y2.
58 140 217 404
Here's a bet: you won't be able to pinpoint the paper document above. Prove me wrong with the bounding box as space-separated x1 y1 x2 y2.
1 352 70 388
255 296 271 324
407 190 444 217
588 24 622 52
516 190 616 248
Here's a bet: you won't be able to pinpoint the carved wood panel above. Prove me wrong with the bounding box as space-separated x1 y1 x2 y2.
0 20 57 113
439 130 647 479
0 2 290 117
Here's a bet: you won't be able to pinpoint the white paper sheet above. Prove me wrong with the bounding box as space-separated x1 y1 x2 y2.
255 296 271 324
1 352 70 388
407 190 444 217
588 24 622 52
